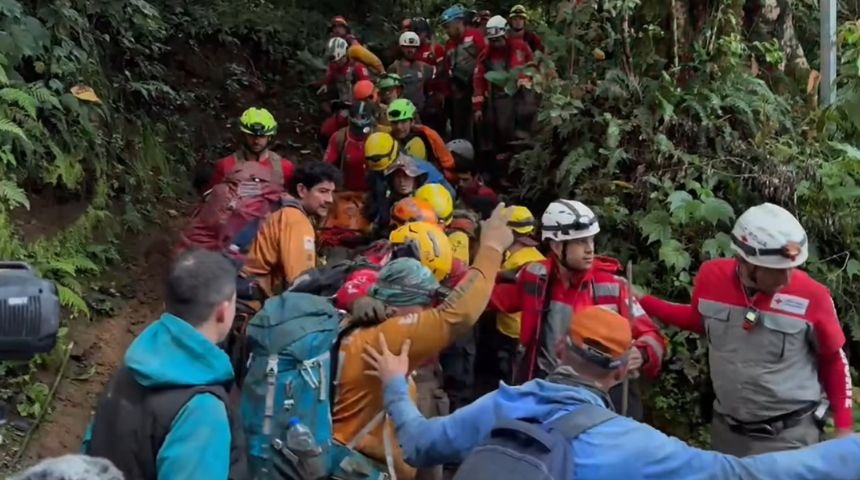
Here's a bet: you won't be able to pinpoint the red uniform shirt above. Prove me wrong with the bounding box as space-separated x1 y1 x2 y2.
208 150 294 191
491 256 666 380
640 258 853 430
472 38 534 111
417 42 446 67
323 61 371 89
324 128 369 192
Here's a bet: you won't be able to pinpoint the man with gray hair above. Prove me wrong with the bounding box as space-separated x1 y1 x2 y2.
84 249 249 480
11 455 123 480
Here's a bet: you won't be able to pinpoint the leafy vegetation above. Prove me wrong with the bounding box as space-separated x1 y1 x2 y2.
510 0 860 441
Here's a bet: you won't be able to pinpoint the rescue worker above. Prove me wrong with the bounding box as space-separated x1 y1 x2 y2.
328 15 384 73
387 99 456 182
208 107 294 191
377 73 405 112
414 182 455 226
323 101 377 193
389 32 436 119
240 161 341 297
317 37 372 105
639 203 854 455
475 9 492 33
332 203 514 480
320 80 378 143
85 250 248 479
492 205 544 384
440 4 487 141
412 17 448 135
366 305 860 480
490 199 667 420
448 138 498 207
365 133 454 231
507 5 545 53
473 15 535 177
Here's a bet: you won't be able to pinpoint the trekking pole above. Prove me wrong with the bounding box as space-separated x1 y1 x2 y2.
621 260 633 416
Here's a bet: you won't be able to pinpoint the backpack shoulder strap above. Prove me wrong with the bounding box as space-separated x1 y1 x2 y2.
267 151 284 187
548 404 618 440
337 129 348 171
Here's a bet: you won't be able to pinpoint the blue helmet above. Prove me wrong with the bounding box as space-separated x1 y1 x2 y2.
439 4 466 25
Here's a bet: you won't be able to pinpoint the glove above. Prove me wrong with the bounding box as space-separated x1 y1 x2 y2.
350 296 388 325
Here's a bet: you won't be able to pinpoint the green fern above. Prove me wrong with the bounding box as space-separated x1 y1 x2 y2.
0 116 29 143
0 87 38 118
0 179 30 210
28 85 62 110
55 283 90 318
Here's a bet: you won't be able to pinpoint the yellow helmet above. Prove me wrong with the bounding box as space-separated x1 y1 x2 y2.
403 136 428 161
414 183 454 225
389 222 453 281
509 205 536 234
365 132 400 172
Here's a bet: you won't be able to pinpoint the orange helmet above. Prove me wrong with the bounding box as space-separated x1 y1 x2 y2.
391 197 439 226
353 80 377 102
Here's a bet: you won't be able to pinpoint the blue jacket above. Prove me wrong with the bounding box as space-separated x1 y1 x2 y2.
83 313 235 480
411 158 455 198
383 376 860 479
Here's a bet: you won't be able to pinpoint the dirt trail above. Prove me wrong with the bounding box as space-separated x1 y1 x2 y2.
17 224 177 466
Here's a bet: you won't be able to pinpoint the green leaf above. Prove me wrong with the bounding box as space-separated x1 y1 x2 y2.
0 87 38 117
847 259 860 279
484 71 510 87
667 190 693 213
0 116 29 143
698 197 735 225
56 283 90 318
702 232 734 259
0 179 29 209
659 239 692 272
639 210 673 245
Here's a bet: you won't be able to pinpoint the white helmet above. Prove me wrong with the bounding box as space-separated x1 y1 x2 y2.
327 37 349 61
541 200 600 241
399 31 421 47
730 203 808 269
485 15 508 39
446 138 474 161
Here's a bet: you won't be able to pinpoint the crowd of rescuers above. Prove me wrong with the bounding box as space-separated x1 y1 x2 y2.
22 4 858 480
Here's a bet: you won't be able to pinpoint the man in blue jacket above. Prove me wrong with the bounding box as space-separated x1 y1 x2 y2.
84 249 248 480
364 305 860 479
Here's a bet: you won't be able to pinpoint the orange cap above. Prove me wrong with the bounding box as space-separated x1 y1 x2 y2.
391 197 439 226
353 80 377 102
567 306 632 369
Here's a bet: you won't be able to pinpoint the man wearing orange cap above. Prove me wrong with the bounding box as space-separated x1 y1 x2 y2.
365 306 860 479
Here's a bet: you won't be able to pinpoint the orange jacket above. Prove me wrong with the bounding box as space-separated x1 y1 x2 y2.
239 202 316 297
332 245 503 479
410 124 456 182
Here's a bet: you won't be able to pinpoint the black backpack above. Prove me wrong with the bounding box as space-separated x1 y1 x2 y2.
453 404 617 480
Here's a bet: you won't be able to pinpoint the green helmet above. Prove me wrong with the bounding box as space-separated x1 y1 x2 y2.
376 73 403 91
239 107 277 136
388 98 417 123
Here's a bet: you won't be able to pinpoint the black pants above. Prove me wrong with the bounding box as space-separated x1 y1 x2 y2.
439 327 477 411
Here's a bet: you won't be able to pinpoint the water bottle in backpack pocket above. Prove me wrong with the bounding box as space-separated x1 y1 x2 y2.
240 292 389 479
452 404 618 480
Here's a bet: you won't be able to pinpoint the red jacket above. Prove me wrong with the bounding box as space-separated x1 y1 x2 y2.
640 258 852 430
444 28 487 88
491 256 666 382
417 41 449 97
323 61 371 90
208 150 294 191
323 128 369 192
509 30 545 53
472 38 534 111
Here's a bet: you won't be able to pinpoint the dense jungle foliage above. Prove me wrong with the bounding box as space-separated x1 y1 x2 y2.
1 0 859 449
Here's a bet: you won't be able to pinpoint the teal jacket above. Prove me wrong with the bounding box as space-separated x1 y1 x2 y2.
83 313 234 480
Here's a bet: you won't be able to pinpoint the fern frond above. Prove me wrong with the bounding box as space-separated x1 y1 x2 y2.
0 179 30 210
56 283 90 318
28 85 62 110
0 87 38 118
0 116 30 143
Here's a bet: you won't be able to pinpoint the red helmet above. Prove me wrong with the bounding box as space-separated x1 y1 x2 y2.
353 80 377 102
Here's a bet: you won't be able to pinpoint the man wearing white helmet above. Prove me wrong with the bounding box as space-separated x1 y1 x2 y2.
490 199 667 420
640 202 853 455
389 31 436 114
472 15 535 174
317 37 372 103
